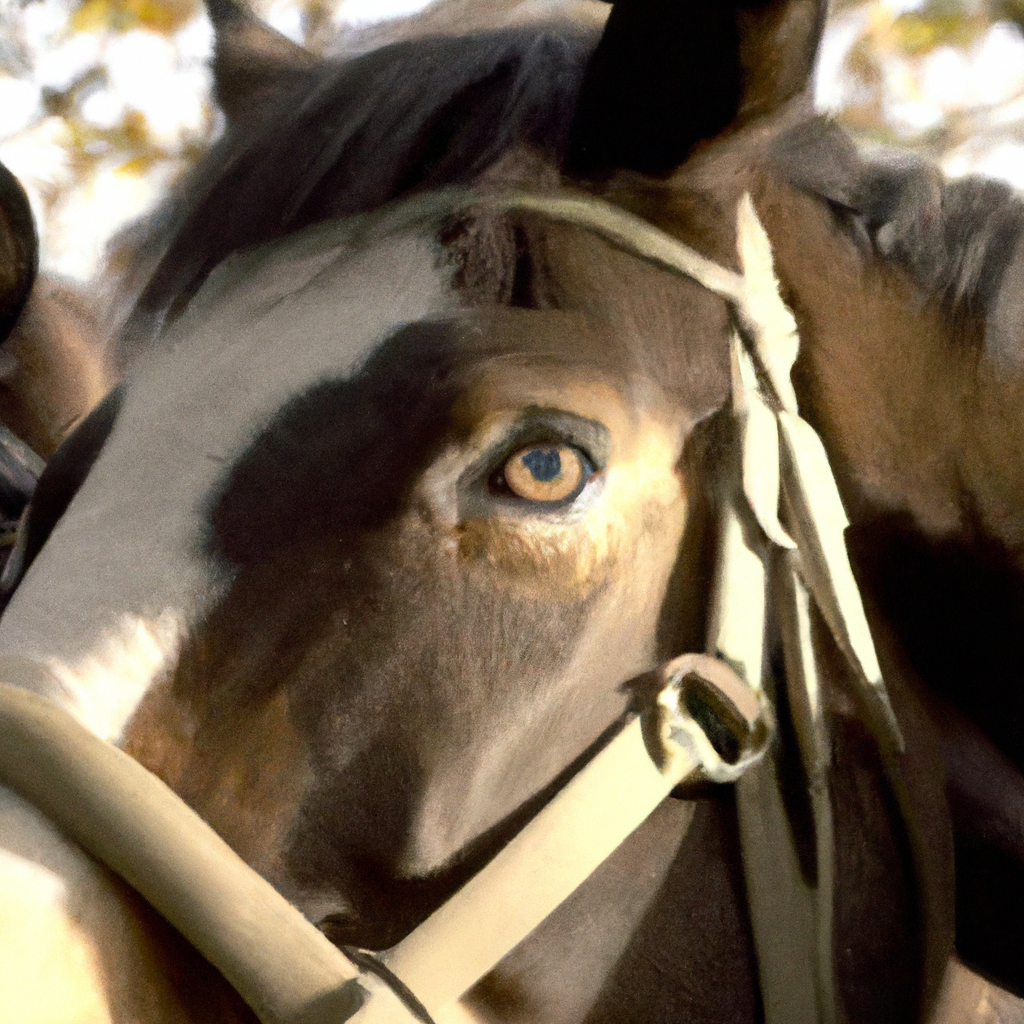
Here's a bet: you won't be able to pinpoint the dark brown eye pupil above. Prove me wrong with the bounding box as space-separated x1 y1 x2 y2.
522 448 562 482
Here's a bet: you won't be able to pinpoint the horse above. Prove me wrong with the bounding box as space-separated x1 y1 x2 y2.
2 0 1024 1021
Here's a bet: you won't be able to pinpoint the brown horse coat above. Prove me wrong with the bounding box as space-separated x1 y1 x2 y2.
2 1 1024 1021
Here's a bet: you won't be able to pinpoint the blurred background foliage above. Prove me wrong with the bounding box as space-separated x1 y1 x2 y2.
2 0 1024 283
819 0 1024 177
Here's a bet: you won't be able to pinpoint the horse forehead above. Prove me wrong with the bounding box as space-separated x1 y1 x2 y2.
157 225 453 410
0 221 680 707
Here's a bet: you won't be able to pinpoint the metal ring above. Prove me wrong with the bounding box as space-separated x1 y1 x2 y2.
654 653 772 783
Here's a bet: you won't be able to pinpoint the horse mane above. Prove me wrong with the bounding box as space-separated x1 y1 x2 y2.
772 118 1024 351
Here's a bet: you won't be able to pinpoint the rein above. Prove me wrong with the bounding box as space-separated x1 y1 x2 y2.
0 191 900 1024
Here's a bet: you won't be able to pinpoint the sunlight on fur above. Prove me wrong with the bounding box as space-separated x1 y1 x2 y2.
0 850 110 1024
44 611 185 743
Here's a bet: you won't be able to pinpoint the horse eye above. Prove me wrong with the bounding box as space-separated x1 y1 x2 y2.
499 444 592 503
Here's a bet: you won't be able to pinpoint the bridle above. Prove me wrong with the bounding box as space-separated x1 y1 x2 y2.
0 191 903 1024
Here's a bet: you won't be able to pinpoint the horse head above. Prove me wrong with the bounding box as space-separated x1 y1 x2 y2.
3 2 1024 1022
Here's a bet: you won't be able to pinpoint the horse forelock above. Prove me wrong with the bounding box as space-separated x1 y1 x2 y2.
114 23 601 352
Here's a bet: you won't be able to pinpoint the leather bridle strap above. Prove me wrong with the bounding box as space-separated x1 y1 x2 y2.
374 654 768 1020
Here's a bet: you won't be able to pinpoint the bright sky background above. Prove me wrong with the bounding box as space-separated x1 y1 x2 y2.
2 0 1024 283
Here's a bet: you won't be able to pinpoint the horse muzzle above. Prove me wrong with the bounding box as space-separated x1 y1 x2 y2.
0 647 768 1024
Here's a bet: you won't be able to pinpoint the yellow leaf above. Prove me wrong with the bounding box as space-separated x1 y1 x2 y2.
71 0 198 35
116 155 152 177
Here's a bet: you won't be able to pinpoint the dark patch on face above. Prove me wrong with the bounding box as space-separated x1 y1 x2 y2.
208 321 464 567
173 320 470 720
150 204 740 968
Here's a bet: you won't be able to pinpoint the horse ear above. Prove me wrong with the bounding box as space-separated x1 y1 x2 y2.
567 0 827 177
0 162 37 342
206 0 316 125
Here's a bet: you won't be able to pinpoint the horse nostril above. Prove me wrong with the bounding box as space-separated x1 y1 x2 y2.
318 911 366 948
317 899 425 952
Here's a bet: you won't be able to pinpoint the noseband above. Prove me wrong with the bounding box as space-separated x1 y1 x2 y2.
0 191 902 1024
